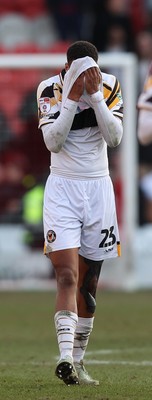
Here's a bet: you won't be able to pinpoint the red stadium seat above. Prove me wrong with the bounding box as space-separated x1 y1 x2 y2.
13 43 43 53
49 40 72 54
0 0 47 17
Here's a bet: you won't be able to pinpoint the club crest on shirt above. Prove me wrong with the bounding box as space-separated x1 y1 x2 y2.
39 97 51 114
46 230 56 243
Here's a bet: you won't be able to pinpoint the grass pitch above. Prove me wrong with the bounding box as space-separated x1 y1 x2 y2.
0 289 152 400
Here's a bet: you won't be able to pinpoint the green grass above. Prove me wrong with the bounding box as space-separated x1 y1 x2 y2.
0 290 152 399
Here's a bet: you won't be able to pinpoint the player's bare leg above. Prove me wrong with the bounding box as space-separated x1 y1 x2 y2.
48 248 79 385
73 255 103 385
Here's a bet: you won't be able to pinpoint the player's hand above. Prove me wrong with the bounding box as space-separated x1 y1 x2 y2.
68 73 85 101
85 67 102 95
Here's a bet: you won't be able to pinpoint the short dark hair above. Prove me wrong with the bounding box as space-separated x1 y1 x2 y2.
67 41 98 64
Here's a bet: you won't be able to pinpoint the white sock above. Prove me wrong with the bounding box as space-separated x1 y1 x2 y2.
73 316 94 363
54 310 78 361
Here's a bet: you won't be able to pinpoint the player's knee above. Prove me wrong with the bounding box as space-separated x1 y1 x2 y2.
57 267 77 289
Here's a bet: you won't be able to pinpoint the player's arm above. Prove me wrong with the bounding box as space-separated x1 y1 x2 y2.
137 65 152 145
41 99 77 153
137 107 152 145
37 75 84 153
85 68 123 147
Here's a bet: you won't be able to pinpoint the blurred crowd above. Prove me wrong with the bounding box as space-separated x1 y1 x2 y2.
0 0 152 248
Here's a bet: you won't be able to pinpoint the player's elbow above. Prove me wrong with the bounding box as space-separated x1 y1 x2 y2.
108 128 123 148
51 145 62 153
45 140 62 153
109 136 122 148
42 126 64 153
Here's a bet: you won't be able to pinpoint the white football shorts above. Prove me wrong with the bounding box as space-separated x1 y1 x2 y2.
43 174 121 261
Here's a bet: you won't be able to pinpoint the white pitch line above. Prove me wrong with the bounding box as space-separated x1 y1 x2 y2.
85 360 152 366
53 348 152 361
1 348 152 368
86 348 152 355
